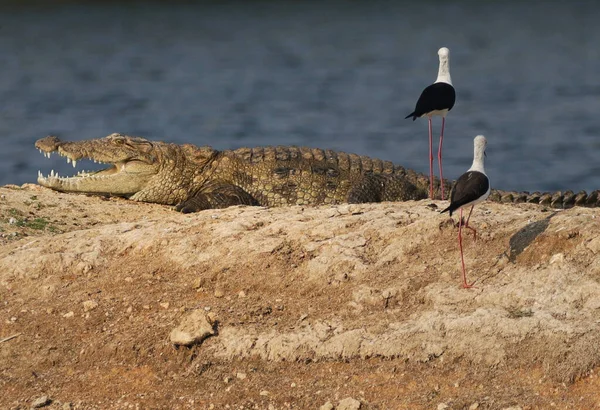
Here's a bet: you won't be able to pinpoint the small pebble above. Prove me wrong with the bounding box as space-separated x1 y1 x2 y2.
82 300 98 312
469 403 480 410
8 217 17 225
214 288 225 298
62 311 74 318
31 395 51 408
192 277 205 289
259 390 270 396
236 372 247 380
437 404 449 410
319 402 334 410
338 397 361 410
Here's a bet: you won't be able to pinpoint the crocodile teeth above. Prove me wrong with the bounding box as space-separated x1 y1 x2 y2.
72 159 77 168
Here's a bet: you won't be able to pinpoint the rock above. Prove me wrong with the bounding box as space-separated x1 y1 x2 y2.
236 372 247 380
586 236 600 254
437 404 449 410
192 277 206 289
169 309 215 346
320 402 334 410
31 395 51 408
549 253 564 265
501 407 522 410
62 403 73 410
8 217 17 225
62 311 74 318
82 300 98 312
214 288 225 298
259 390 270 396
469 403 480 410
338 397 361 410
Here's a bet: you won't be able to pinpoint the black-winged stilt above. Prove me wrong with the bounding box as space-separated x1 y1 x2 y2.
441 135 490 288
405 47 456 200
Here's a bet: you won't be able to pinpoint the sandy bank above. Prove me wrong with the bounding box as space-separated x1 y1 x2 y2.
1 184 600 409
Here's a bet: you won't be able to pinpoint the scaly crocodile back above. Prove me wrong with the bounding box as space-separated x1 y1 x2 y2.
490 189 600 208
222 146 600 209
205 146 431 206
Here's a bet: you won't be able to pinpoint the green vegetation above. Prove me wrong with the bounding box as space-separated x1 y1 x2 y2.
507 308 533 319
4 210 57 232
8 208 22 217
16 217 50 230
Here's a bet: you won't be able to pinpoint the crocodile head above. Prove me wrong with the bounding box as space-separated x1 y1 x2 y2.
36 133 161 197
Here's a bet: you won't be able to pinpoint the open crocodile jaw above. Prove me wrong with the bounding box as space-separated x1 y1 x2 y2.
36 148 153 196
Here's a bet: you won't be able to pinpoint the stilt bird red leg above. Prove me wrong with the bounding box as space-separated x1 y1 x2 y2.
438 117 446 200
428 117 434 199
458 208 476 288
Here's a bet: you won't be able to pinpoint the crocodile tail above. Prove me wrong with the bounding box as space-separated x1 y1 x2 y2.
489 189 600 209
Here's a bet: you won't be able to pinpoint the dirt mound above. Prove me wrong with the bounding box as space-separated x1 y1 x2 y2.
1 184 600 409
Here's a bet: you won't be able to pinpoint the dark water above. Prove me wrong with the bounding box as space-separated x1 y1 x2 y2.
1 1 600 192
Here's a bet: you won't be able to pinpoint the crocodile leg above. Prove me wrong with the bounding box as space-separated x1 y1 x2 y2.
175 182 259 213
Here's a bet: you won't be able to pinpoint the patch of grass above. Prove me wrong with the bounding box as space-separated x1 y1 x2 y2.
8 208 22 217
507 308 534 319
16 217 50 230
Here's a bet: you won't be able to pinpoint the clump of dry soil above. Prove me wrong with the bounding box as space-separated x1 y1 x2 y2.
1 184 600 409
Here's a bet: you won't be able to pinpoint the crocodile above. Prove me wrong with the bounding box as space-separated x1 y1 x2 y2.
35 133 600 213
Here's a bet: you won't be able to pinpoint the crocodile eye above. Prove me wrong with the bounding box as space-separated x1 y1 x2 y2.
114 138 125 145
